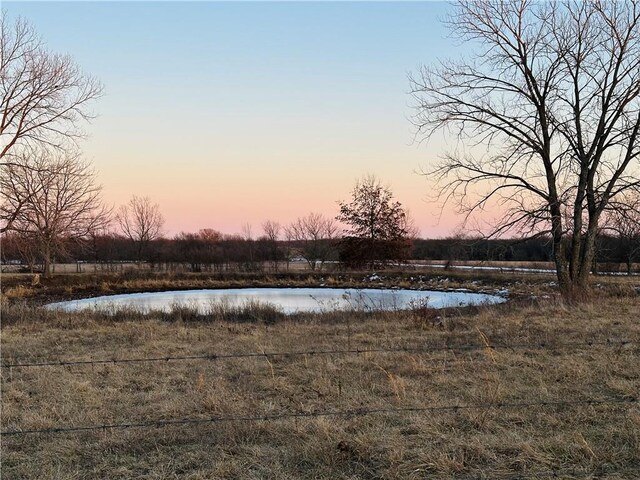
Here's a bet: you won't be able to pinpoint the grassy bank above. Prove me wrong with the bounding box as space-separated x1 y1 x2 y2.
1 294 639 479
4 267 638 306
0 269 520 303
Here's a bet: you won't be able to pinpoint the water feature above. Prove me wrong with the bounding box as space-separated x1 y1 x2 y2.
46 288 507 314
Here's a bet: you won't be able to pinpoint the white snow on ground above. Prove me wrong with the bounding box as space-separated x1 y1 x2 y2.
46 288 507 315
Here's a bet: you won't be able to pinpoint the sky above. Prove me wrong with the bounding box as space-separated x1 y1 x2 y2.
4 1 476 238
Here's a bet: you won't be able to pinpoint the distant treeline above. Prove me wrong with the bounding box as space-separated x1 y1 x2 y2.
2 232 638 273
413 238 553 262
415 236 639 271
2 232 314 273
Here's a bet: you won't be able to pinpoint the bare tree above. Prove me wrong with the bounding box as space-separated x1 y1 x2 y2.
240 222 257 271
0 14 102 233
261 219 281 272
603 193 640 274
0 230 38 272
0 148 42 233
286 213 338 270
1 14 102 162
410 0 640 297
0 149 110 276
241 223 253 242
116 196 165 262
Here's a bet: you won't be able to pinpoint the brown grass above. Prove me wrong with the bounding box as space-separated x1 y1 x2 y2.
1 285 35 300
2 267 628 306
1 291 639 479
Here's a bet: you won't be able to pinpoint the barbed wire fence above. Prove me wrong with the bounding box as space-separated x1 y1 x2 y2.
1 397 636 437
2 337 638 478
2 338 635 369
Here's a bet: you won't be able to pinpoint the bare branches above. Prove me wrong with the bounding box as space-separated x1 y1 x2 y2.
0 13 103 162
410 0 640 294
601 191 640 273
285 213 338 270
0 148 110 275
1 13 103 235
116 196 165 261
261 220 281 243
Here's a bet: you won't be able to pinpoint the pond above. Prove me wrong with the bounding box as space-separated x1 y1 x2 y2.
46 288 507 314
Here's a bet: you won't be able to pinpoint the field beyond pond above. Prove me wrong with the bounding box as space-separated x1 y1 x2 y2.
1 272 639 479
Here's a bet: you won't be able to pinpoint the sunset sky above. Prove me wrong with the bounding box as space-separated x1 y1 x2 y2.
4 1 483 238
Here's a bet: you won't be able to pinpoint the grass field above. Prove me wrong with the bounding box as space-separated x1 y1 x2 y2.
1 276 639 479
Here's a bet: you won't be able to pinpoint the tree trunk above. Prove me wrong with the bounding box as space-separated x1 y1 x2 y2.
575 248 594 291
550 203 572 295
42 245 52 277
574 219 600 291
553 241 571 294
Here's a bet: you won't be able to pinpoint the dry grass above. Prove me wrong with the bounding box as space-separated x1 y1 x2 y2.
1 285 35 301
0 268 583 306
1 293 639 479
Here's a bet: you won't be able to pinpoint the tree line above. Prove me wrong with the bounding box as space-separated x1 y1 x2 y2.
3 225 639 275
0 176 417 274
414 235 640 274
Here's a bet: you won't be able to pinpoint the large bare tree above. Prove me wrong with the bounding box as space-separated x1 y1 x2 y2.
1 14 102 161
0 149 110 276
410 0 640 297
1 13 102 232
116 196 165 262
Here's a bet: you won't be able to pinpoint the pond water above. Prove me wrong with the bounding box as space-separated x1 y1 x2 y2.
46 288 506 314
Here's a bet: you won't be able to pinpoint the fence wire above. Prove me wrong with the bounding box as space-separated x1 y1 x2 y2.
2 338 637 477
1 339 635 369
2 396 636 437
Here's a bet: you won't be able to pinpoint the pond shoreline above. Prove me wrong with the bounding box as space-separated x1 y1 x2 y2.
2 270 532 306
46 287 508 314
